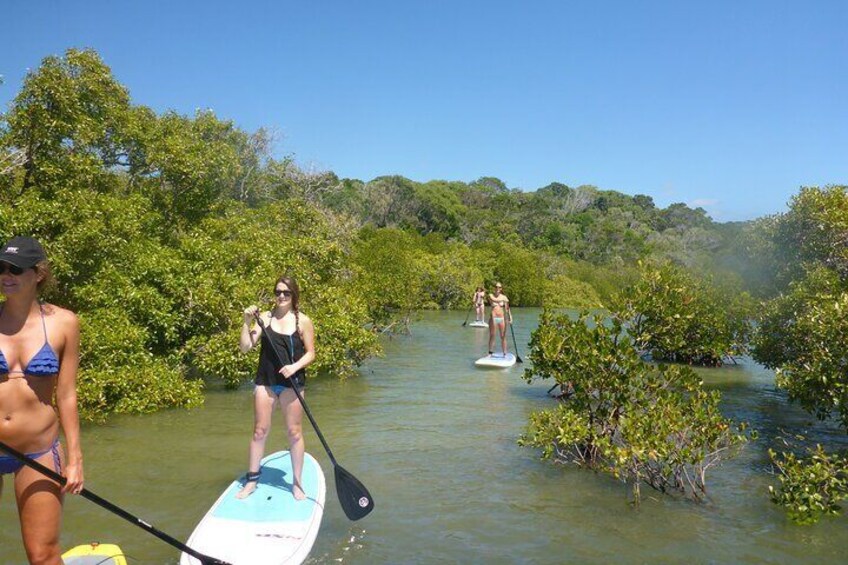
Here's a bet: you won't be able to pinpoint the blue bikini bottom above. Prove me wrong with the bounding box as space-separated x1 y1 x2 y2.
0 439 61 475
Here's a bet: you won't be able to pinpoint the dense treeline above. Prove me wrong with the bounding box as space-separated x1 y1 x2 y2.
1 49 741 421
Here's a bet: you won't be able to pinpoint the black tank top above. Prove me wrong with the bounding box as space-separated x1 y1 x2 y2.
255 323 306 388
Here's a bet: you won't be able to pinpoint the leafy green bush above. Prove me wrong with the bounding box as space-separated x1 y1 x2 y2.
613 262 754 365
769 445 848 525
772 185 848 283
753 267 848 427
541 274 601 309
353 227 425 331
520 310 748 502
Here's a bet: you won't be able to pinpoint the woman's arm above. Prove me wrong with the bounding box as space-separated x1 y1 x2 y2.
55 309 83 494
239 306 262 353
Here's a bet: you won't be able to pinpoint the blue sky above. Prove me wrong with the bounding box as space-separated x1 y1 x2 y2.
1 1 846 221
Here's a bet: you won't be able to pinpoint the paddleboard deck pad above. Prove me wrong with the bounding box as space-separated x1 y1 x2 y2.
475 352 517 368
62 543 128 565
181 450 326 565
468 321 488 328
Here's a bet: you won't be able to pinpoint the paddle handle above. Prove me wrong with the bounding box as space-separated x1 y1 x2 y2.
0 441 231 565
508 312 523 363
462 303 473 326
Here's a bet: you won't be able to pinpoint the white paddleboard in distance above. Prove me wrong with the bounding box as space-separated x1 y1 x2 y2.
475 352 517 368
181 451 326 565
468 320 488 328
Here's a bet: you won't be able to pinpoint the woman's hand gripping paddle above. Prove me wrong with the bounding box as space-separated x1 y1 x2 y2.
0 440 231 565
252 312 375 521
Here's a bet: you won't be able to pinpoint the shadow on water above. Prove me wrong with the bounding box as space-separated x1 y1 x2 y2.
2 309 847 564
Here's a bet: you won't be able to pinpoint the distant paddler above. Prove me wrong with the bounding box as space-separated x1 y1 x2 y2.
487 282 512 356
473 286 486 323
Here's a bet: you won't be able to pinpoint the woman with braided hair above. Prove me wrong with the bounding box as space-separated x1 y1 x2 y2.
237 275 315 501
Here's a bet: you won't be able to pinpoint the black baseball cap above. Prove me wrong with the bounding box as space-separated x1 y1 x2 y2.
0 236 47 269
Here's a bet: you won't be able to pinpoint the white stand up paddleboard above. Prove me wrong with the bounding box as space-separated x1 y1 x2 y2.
475 352 517 368
181 451 326 565
468 320 488 328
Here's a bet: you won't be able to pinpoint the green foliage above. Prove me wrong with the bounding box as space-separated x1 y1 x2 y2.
77 309 202 422
133 110 244 223
613 262 754 365
752 267 848 427
748 185 848 524
76 362 203 423
541 274 601 310
482 240 548 306
0 50 383 416
520 311 748 502
3 48 132 196
419 242 486 310
769 444 848 525
772 186 848 283
751 185 848 426
353 227 425 331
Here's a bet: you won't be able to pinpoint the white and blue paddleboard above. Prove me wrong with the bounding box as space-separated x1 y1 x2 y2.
475 352 517 368
181 451 326 565
468 320 489 328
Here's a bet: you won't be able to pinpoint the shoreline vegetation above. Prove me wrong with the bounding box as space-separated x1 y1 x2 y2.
2 49 846 524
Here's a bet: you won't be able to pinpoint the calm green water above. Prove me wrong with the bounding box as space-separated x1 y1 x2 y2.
2 309 847 564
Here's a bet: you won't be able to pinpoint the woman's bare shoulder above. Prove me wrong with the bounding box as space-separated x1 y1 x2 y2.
41 303 79 324
298 312 314 325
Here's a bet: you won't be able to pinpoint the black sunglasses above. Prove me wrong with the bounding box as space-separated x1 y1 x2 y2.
274 289 293 297
0 262 28 276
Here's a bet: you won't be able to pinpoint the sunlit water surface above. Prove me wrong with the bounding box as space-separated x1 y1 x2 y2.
2 309 847 564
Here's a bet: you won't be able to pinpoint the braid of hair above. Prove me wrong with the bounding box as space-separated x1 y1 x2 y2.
295 307 300 337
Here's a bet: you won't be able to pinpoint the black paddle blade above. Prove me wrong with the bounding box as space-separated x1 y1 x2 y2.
334 464 374 521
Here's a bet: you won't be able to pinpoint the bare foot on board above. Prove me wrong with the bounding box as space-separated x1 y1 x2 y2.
236 477 259 499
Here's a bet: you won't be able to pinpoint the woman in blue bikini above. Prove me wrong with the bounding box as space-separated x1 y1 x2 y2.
0 236 83 564
237 275 316 501
487 282 512 357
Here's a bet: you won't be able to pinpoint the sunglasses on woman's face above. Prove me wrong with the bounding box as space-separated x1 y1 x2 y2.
274 289 293 298
0 262 27 276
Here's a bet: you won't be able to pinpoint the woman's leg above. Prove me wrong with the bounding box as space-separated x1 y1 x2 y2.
280 387 306 500
16 448 64 565
499 322 509 355
476 304 483 321
237 386 276 499
488 318 495 354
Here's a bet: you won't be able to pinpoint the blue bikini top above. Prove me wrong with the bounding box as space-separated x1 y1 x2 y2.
0 304 60 377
